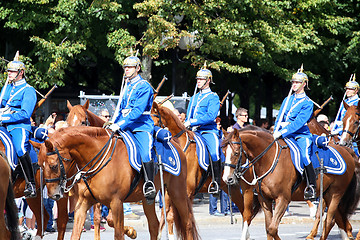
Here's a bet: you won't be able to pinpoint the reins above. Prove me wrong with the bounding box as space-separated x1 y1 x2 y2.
44 131 118 194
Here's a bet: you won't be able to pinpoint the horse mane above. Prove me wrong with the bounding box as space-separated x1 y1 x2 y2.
222 125 272 148
50 126 108 147
158 104 187 131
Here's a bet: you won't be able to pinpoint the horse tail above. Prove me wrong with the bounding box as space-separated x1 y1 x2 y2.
5 179 20 240
172 197 200 240
338 162 360 220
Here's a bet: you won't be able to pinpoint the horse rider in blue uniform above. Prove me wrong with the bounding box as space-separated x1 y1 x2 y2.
0 54 37 198
273 66 317 200
184 65 221 196
108 55 156 204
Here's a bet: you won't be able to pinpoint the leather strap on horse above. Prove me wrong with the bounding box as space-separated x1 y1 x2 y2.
193 166 211 196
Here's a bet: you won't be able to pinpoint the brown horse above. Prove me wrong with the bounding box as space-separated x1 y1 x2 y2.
151 102 260 240
222 128 360 240
0 153 19 240
34 126 199 240
336 101 360 240
0 140 71 239
66 99 136 240
339 100 360 148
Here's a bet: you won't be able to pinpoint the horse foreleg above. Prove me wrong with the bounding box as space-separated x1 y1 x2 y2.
110 200 125 240
356 230 360 240
93 203 102 240
258 197 274 240
333 208 353 240
70 199 92 240
26 194 49 238
56 197 69 240
306 200 325 240
105 209 136 239
143 201 159 240
269 198 289 240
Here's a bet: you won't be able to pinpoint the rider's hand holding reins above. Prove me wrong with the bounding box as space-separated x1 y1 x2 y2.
108 123 120 132
273 131 282 140
184 120 191 130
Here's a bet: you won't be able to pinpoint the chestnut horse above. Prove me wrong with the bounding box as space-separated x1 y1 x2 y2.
0 140 71 240
337 100 360 240
66 99 136 239
339 100 360 149
0 153 19 240
151 102 260 240
34 126 199 240
222 128 360 240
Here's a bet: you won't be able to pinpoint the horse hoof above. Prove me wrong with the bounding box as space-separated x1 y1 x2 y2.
306 235 315 240
125 227 137 239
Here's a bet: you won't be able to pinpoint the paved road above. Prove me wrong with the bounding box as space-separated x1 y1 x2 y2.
36 195 360 239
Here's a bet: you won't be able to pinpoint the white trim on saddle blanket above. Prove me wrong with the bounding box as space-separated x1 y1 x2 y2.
284 137 346 175
0 127 17 170
119 131 181 176
193 132 225 171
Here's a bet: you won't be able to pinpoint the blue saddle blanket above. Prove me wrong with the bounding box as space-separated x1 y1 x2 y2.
284 135 346 175
193 132 225 171
119 130 181 176
0 127 17 170
0 127 47 170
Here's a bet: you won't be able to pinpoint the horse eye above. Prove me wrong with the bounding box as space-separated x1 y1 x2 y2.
233 151 239 156
50 164 58 171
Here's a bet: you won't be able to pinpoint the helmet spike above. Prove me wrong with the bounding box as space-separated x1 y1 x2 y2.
203 61 207 70
13 51 20 61
129 48 134 57
298 64 304 73
352 73 356 82
135 49 139 57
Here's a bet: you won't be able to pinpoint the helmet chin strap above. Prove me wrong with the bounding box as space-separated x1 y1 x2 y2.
124 65 140 80
199 78 210 90
9 70 22 83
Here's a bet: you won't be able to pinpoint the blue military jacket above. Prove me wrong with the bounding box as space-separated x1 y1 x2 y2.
0 78 36 131
332 95 360 134
274 92 313 138
186 88 220 131
113 75 154 133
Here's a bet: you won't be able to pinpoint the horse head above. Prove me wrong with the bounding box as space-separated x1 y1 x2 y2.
339 100 360 147
151 101 187 135
66 99 105 127
222 126 275 186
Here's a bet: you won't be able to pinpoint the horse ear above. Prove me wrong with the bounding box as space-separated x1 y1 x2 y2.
45 140 54 152
29 140 42 150
343 100 350 110
222 128 228 138
67 100 73 111
83 99 90 110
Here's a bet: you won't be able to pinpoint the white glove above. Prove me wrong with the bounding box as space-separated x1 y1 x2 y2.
109 123 120 132
184 121 191 129
273 131 282 140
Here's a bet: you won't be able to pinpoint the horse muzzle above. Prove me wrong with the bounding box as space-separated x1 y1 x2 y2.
49 185 64 201
226 174 238 186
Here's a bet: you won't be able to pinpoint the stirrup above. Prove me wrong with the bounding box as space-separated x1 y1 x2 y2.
24 183 37 198
304 185 316 200
208 181 220 195
143 181 156 205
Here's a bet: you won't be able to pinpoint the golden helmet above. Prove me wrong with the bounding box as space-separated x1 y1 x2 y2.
123 56 141 68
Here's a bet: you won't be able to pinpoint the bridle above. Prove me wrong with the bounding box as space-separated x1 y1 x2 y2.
224 135 282 186
151 112 166 129
44 132 117 193
342 112 360 144
81 109 90 126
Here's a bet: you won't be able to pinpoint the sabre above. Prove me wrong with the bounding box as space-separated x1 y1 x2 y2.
156 152 169 239
159 94 174 105
315 151 324 235
111 74 126 122
40 167 44 237
274 86 293 133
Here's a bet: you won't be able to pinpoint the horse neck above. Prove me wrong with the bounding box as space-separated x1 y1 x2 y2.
161 111 187 141
308 118 328 135
86 110 105 127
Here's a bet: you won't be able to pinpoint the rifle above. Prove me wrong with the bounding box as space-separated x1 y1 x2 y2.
313 95 333 118
32 85 57 114
220 90 230 109
154 75 168 98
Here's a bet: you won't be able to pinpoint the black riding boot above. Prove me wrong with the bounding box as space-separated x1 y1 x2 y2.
304 162 317 200
143 161 156 205
208 160 221 197
19 152 37 198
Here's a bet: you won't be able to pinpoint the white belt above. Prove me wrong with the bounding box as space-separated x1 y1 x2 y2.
142 111 150 115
